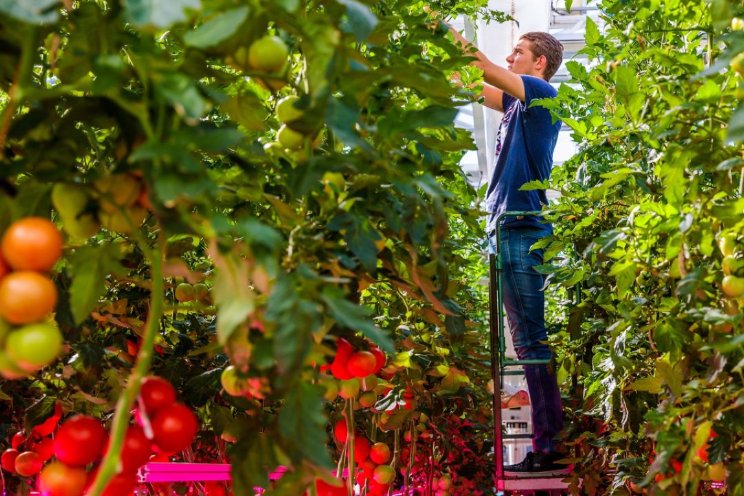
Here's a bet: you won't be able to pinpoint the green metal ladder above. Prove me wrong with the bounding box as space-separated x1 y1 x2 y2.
488 211 569 495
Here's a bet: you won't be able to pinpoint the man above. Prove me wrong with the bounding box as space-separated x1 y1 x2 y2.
448 24 568 476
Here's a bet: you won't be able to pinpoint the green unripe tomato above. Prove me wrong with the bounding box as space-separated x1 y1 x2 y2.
99 206 148 234
94 174 141 213
192 283 209 302
276 95 303 123
248 36 289 73
719 233 738 257
277 125 305 150
0 349 28 379
722 275 744 298
338 378 360 399
221 365 251 397
732 17 744 31
358 391 377 408
175 283 195 302
52 183 89 218
732 53 744 77
5 322 63 372
52 184 100 239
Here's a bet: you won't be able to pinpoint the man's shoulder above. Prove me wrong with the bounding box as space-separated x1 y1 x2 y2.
520 75 557 98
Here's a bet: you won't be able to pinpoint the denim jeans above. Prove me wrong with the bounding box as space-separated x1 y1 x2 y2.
489 226 564 454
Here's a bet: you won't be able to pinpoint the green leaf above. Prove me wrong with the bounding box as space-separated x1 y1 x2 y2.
609 260 636 297
614 65 638 102
585 16 600 45
727 103 744 143
212 250 255 344
338 0 378 41
325 97 372 152
0 0 58 24
628 376 662 394
125 0 201 29
221 93 269 132
24 395 56 430
183 6 250 48
694 79 721 102
155 73 208 119
69 245 124 325
278 382 333 467
321 289 394 353
267 277 317 375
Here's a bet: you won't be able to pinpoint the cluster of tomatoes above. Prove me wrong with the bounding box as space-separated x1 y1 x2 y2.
0 377 198 496
329 338 386 381
0 217 64 379
326 417 396 496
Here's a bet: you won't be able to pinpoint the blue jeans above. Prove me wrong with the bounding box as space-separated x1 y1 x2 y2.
489 227 564 454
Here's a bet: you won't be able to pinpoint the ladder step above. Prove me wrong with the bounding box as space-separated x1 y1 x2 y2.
502 359 551 366
503 433 532 439
500 477 569 490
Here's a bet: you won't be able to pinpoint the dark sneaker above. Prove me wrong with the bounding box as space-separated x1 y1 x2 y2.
503 451 571 478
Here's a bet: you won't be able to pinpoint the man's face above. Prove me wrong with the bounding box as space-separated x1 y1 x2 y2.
505 39 544 78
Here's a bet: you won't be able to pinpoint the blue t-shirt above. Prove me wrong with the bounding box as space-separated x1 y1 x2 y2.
485 75 560 234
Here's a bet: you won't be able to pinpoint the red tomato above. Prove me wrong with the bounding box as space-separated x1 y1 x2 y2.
139 376 176 416
368 479 390 496
369 442 391 464
369 347 386 373
346 351 377 378
38 461 87 496
31 436 55 462
14 450 43 476
87 470 138 496
11 431 26 449
203 481 228 496
54 415 107 467
0 217 63 272
353 436 370 464
1 448 19 473
315 477 347 496
32 401 63 437
116 425 152 473
151 402 198 453
330 338 354 380
333 418 347 443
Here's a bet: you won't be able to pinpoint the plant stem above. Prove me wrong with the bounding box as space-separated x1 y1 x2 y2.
0 27 38 160
87 234 165 496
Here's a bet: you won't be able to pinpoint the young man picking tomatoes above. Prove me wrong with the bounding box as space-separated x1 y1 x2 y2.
445 19 568 476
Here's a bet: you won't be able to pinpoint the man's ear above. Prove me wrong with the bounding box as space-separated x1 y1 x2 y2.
536 54 548 76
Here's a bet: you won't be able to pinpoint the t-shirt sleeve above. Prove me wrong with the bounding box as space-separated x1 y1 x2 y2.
521 75 557 110
501 91 516 112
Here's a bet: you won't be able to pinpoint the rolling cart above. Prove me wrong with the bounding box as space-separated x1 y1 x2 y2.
489 211 569 495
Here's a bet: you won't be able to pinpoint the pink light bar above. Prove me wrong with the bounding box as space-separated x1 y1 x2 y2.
138 463 288 483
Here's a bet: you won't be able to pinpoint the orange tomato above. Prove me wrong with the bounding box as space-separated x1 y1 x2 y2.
0 254 8 281
1 217 63 272
0 271 58 324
